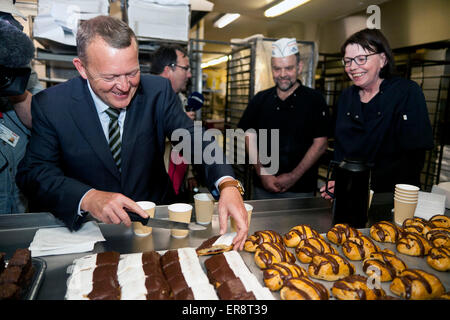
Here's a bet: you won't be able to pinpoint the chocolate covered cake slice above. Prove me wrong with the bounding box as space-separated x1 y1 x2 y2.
87 278 120 300
175 287 194 300
196 234 233 256
0 266 22 285
92 265 119 287
96 251 120 266
0 283 21 300
217 278 255 300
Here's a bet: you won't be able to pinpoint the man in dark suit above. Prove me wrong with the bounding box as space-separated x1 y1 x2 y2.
16 16 248 250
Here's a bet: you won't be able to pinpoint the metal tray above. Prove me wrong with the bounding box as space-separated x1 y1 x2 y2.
241 228 450 300
24 258 47 300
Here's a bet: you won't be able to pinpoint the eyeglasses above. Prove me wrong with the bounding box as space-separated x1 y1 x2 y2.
170 63 191 72
342 53 379 67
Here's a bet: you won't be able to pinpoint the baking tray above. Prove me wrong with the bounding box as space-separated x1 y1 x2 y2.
4 257 46 300
241 228 450 300
24 258 47 300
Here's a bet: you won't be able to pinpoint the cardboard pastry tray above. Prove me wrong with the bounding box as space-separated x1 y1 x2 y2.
240 228 450 300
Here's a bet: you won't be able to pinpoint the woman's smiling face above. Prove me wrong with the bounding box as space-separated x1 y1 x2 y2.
344 43 386 90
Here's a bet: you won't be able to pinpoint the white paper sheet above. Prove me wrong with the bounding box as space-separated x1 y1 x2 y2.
29 221 105 257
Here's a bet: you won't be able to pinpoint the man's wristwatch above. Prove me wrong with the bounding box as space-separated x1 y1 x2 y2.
218 179 245 196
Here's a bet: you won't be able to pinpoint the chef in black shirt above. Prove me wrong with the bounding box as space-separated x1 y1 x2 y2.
238 38 330 199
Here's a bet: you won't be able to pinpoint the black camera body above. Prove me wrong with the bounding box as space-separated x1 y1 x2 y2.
0 65 31 96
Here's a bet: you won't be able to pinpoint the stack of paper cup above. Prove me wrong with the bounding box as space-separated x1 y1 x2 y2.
394 184 419 225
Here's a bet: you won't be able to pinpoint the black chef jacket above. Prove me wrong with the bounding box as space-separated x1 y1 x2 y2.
238 81 330 193
333 77 433 192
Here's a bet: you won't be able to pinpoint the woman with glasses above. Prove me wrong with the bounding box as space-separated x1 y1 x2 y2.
321 28 433 198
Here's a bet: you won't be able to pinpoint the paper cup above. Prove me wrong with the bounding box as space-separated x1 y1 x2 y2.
194 193 215 225
394 196 417 203
230 203 253 232
394 198 417 225
395 189 418 197
395 184 420 193
168 203 193 238
394 194 418 201
132 201 156 237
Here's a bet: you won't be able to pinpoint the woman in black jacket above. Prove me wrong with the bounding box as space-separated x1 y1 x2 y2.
321 28 433 197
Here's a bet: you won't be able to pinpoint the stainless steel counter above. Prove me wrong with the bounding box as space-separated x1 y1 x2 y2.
0 197 333 300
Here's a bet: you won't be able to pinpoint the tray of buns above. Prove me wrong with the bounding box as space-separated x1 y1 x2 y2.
0 248 46 300
241 215 449 300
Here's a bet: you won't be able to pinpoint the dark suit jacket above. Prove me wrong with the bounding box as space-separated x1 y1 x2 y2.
16 75 234 230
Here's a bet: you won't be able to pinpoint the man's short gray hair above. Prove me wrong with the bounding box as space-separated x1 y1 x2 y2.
76 15 137 65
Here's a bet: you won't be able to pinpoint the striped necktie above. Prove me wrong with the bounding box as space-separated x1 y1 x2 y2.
105 107 121 171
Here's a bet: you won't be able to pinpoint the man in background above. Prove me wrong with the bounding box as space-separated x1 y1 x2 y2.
151 45 198 199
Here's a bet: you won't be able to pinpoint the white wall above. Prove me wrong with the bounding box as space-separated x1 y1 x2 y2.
318 0 450 53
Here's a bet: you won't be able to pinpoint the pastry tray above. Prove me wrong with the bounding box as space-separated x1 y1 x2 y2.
4 257 47 300
66 249 273 300
26 258 47 300
241 228 450 300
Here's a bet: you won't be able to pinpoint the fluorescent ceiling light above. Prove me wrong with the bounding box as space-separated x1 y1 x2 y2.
264 0 311 18
201 55 229 69
213 13 240 28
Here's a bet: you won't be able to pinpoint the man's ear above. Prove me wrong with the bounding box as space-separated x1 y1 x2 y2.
73 57 88 79
160 65 173 78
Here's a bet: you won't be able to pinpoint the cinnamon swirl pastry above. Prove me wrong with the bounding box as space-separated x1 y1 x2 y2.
390 269 445 300
402 217 432 236
396 232 432 256
262 262 307 291
438 292 450 300
362 250 407 282
326 224 361 245
425 228 450 248
280 277 329 300
308 253 355 281
295 238 337 264
254 242 295 269
283 225 321 248
369 221 402 243
342 235 380 261
331 275 386 300
429 215 450 229
244 230 283 252
426 247 450 272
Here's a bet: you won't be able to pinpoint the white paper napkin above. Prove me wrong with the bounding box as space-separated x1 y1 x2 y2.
431 183 450 208
414 191 446 220
29 221 105 257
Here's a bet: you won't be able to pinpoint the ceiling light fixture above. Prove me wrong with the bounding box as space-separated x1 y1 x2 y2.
213 13 240 28
201 55 229 69
264 0 311 18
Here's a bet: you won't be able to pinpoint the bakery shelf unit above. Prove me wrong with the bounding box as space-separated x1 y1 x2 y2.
315 41 450 191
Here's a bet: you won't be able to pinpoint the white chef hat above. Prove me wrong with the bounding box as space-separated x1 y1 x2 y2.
271 38 299 58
